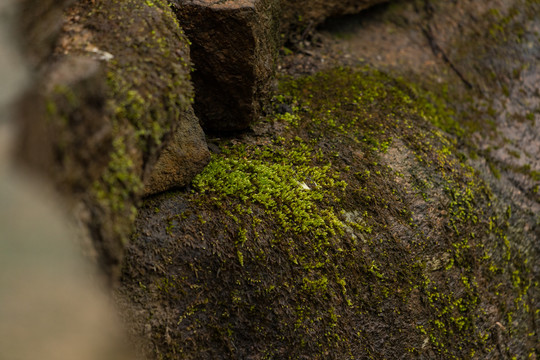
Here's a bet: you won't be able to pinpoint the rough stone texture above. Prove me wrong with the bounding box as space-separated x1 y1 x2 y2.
16 0 209 279
144 108 210 195
171 0 280 133
170 0 388 132
281 0 389 35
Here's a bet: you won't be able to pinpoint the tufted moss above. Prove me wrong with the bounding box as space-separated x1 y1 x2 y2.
119 65 538 359
193 137 348 269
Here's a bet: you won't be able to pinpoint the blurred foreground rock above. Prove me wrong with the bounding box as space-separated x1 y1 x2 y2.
0 1 133 359
16 0 210 278
0 144 133 360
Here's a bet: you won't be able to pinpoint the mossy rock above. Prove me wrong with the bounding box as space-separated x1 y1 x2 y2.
118 66 539 359
18 0 207 278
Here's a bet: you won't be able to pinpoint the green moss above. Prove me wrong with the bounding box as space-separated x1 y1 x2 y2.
193 137 347 268
94 136 142 213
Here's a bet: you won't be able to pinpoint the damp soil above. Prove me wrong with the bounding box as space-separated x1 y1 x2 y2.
116 0 540 359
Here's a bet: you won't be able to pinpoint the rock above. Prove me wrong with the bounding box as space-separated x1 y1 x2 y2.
118 64 540 359
16 0 206 279
17 0 75 66
171 0 280 133
0 136 134 360
144 108 211 195
1 2 133 359
119 67 539 359
170 0 388 132
281 0 389 35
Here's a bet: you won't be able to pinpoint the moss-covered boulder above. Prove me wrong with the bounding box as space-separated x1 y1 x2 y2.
117 66 539 358
17 0 210 278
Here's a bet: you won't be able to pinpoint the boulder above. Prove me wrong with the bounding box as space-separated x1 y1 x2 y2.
16 0 209 279
117 65 540 359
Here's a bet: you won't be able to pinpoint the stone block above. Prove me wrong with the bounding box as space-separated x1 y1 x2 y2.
171 0 388 132
144 108 210 195
171 0 280 132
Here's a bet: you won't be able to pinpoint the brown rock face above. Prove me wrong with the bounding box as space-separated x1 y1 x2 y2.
171 0 280 133
281 0 389 34
171 0 388 132
144 108 210 195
